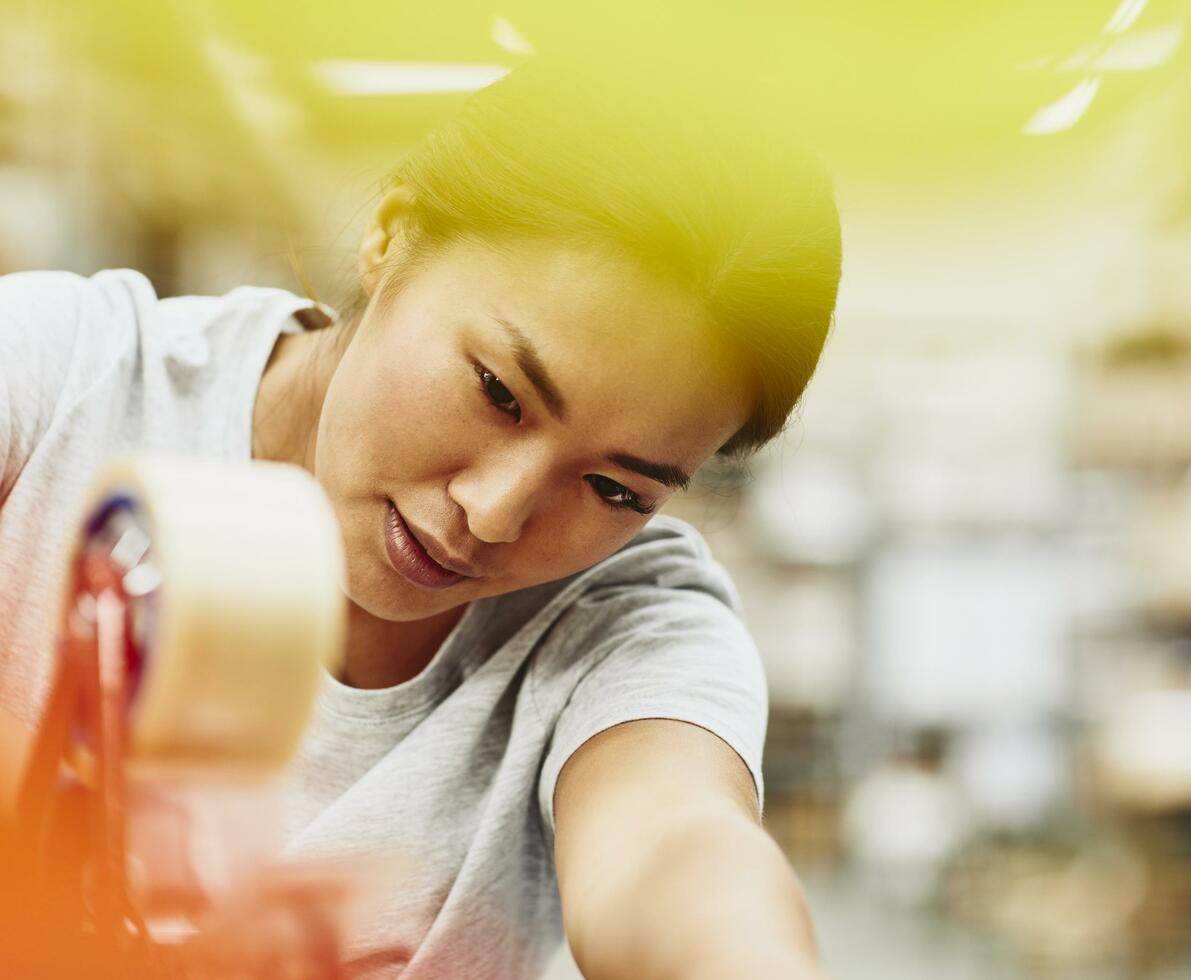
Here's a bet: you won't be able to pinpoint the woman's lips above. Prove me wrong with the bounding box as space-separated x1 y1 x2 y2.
384 502 465 590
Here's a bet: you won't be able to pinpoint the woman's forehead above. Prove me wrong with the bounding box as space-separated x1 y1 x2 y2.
464 239 733 369
410 240 721 378
424 237 698 330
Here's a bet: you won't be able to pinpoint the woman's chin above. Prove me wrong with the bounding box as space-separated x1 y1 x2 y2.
342 560 462 623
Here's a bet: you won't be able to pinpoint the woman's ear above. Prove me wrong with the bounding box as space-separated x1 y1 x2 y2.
358 184 417 296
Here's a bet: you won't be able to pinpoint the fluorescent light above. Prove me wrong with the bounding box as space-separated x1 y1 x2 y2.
1104 0 1149 35
1063 23 1183 71
313 60 511 96
1023 76 1102 134
492 16 535 55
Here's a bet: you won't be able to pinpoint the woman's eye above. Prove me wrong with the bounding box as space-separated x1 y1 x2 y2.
586 475 655 516
474 364 521 422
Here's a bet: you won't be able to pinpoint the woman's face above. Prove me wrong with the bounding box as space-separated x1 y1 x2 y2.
315 237 752 622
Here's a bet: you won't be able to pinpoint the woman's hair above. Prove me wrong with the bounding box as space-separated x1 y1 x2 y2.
375 58 842 457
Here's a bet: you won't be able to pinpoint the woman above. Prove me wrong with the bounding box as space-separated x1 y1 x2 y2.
0 58 841 978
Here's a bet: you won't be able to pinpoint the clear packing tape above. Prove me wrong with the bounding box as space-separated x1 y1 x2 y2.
63 455 348 775
3 455 378 979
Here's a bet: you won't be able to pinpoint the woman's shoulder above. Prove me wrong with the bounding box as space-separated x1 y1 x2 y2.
585 513 741 607
0 266 159 310
0 267 320 500
0 269 156 496
154 278 320 332
474 513 743 662
0 267 158 365
0 266 314 365
617 512 715 561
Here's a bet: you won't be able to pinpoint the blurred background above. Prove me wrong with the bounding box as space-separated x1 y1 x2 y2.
3 1 1190 976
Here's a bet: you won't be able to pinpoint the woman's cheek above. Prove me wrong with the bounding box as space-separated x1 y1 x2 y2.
373 363 479 473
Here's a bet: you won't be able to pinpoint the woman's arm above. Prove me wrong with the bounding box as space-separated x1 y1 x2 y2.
553 718 829 980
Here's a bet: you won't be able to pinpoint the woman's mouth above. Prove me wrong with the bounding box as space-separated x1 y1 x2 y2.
383 501 465 590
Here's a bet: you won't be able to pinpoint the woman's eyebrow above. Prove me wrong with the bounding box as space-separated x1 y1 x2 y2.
607 453 691 492
490 314 567 420
489 313 690 492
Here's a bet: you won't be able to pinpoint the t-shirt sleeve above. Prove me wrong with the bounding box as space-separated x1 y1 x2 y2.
537 577 769 835
0 269 151 502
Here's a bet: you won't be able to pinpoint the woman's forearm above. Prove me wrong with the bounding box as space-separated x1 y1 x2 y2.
569 808 827 980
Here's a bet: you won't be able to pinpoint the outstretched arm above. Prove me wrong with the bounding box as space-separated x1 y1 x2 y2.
554 718 829 980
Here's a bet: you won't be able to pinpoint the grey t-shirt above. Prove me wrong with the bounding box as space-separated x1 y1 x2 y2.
0 268 768 978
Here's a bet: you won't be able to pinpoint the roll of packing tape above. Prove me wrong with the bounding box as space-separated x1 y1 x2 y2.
60 456 346 775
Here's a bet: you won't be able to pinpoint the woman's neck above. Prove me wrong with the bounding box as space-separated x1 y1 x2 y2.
338 600 469 689
252 320 341 473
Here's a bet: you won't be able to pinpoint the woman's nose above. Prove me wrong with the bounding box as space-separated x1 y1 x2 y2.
447 453 550 545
